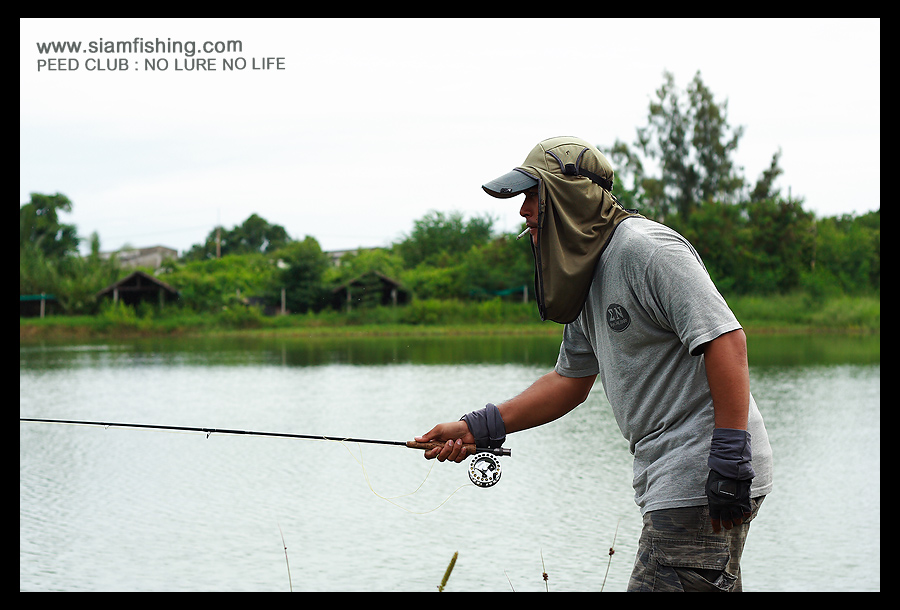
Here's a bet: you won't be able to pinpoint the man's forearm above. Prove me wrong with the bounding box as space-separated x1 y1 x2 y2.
703 329 750 430
498 370 596 434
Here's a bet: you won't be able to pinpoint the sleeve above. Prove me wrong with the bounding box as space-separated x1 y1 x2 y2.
642 239 742 356
555 319 600 377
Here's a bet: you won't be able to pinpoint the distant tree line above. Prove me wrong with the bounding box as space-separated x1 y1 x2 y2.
20 72 878 316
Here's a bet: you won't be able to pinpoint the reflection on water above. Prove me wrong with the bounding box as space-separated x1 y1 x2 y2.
20 333 879 591
19 332 880 369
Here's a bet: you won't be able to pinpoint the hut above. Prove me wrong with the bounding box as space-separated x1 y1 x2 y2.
96 271 180 308
331 271 409 311
20 293 58 318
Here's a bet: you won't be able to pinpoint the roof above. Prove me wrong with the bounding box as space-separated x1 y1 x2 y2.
96 270 179 298
330 270 405 293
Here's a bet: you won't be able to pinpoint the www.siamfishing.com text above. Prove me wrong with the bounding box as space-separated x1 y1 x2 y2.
36 38 243 56
34 38 285 72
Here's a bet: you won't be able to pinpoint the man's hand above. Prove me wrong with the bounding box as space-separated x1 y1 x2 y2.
703 330 754 534
415 370 595 464
706 469 752 533
415 421 474 463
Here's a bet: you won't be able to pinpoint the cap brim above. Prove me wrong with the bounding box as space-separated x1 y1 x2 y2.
482 168 538 199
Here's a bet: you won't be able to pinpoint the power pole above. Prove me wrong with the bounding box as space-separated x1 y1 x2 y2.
216 209 221 259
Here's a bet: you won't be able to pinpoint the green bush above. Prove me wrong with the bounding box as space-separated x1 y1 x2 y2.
217 305 263 329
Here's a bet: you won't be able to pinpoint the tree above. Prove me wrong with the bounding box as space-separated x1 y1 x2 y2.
609 71 777 221
20 203 122 314
227 213 292 254
182 213 293 261
20 193 121 314
324 247 405 287
461 234 534 300
665 199 752 295
276 236 330 313
750 149 785 202
161 253 280 312
53 232 122 314
811 210 880 295
744 198 815 294
395 210 495 268
20 192 80 260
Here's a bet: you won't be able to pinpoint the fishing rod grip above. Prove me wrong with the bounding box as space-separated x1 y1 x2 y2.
406 441 511 457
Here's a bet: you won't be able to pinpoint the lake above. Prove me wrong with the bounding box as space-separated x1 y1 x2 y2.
20 332 880 591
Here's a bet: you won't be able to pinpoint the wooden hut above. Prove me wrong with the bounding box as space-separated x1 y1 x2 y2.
20 293 58 318
331 271 409 311
96 271 180 308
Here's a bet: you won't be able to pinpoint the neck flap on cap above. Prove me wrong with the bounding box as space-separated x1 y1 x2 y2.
516 137 643 324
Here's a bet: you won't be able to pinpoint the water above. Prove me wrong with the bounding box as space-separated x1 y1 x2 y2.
20 333 880 591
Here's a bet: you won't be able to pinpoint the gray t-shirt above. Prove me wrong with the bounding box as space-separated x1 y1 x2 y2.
555 217 773 514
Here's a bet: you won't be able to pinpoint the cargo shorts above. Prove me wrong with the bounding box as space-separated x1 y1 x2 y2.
627 496 765 592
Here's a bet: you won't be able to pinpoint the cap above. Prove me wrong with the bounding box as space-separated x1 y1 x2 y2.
482 168 538 199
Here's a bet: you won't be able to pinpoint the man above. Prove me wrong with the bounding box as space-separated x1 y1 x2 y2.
416 136 773 592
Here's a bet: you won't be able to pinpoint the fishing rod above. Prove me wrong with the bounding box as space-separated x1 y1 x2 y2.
20 418 510 487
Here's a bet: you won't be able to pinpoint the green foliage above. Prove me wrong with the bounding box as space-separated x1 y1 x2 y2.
324 247 405 286
402 298 469 324
96 298 150 332
395 210 495 268
461 235 534 301
55 234 122 315
273 236 330 313
161 252 280 312
182 213 293 261
20 192 80 260
629 71 747 219
744 198 816 293
668 197 818 295
217 302 265 329
19 73 880 326
812 211 880 294
727 292 880 333
608 70 785 221
19 243 60 296
663 198 881 297
750 149 785 202
610 71 877 298
398 230 533 302
401 264 466 300
20 198 121 315
395 298 537 325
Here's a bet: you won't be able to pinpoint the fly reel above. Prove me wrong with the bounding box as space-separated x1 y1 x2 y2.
468 452 502 487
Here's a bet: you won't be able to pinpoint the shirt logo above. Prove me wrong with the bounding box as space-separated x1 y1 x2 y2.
606 303 631 332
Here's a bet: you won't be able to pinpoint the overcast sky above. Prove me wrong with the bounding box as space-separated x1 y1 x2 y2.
20 18 880 256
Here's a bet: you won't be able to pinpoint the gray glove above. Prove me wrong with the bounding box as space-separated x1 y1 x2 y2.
460 403 506 449
706 428 754 531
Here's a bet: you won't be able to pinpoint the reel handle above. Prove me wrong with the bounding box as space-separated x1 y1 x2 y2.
406 441 511 457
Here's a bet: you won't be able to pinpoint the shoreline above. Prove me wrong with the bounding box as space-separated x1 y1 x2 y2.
19 292 880 344
19 318 879 344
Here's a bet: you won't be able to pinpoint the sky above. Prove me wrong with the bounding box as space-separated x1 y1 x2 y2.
20 18 880 256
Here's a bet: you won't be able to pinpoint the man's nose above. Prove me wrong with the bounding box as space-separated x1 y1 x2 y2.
519 200 530 218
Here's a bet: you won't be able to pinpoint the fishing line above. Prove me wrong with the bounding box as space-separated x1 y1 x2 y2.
20 417 499 514
329 439 475 515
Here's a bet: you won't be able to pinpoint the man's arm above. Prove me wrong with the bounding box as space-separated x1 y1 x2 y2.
498 370 596 434
702 328 754 532
416 370 596 462
702 328 750 430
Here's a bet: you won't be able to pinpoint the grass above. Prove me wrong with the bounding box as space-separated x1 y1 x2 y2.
727 292 880 333
20 292 879 343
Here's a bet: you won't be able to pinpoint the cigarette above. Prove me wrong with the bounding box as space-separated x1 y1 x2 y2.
516 227 531 240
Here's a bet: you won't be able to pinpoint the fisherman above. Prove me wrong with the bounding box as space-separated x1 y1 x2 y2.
415 136 774 592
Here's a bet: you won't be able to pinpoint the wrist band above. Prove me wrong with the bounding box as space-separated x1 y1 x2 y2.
461 403 506 449
708 427 755 480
